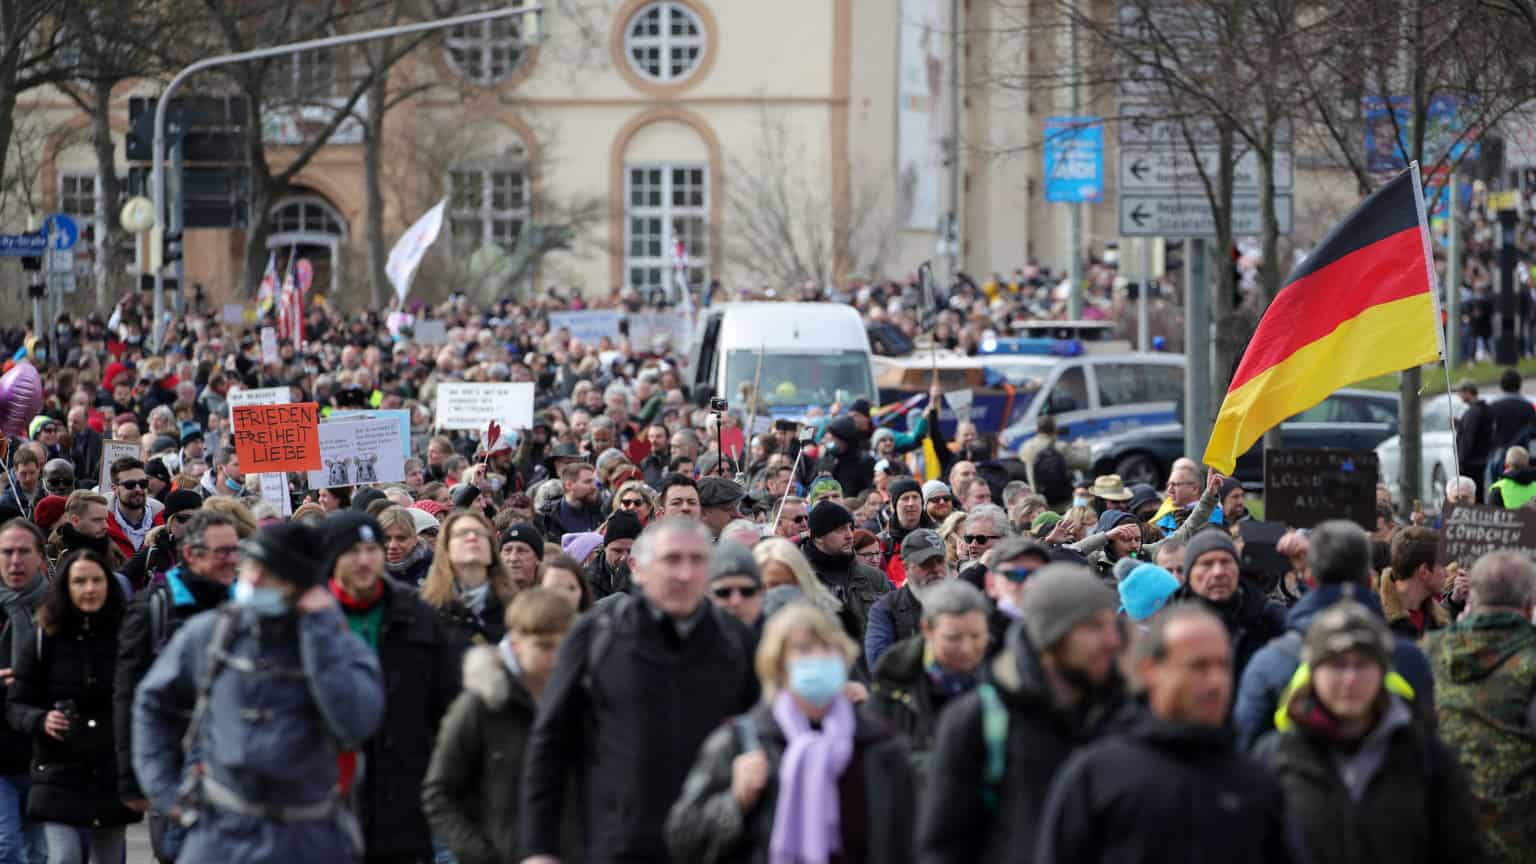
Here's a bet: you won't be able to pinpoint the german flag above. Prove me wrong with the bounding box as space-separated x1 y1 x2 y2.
1203 168 1441 474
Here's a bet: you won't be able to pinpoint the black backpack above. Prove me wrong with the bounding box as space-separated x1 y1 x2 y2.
1032 445 1072 503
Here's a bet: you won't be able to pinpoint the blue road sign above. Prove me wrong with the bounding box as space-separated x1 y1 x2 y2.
0 233 46 256
1044 116 1105 203
42 214 77 250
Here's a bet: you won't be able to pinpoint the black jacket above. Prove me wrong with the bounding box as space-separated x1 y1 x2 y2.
801 542 892 679
69 428 103 489
355 579 463 858
1488 392 1536 449
1033 712 1292 864
867 635 958 780
521 596 759 863
811 446 877 499
917 621 1129 864
10 608 140 828
113 568 228 800
1173 581 1287 687
1269 701 1484 864
1456 398 1493 467
117 528 177 594
0 617 33 775
435 592 506 650
586 554 631 600
665 700 915 864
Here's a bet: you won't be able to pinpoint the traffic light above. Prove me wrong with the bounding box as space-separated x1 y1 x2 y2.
163 230 183 266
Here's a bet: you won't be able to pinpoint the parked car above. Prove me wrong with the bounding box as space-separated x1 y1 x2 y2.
1085 388 1402 488
1375 398 1465 515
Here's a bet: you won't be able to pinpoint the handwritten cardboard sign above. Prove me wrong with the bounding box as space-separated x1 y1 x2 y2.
1263 448 1378 529
232 402 321 473
435 382 534 430
1440 504 1536 569
226 386 289 422
99 440 141 492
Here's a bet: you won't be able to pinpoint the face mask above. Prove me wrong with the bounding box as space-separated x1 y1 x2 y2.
787 655 846 708
1072 496 1089 508
487 475 503 492
233 581 288 617
225 477 242 492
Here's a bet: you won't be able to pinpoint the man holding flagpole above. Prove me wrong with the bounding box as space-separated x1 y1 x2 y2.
1204 166 1448 476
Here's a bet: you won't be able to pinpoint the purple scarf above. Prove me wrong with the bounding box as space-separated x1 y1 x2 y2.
769 690 856 864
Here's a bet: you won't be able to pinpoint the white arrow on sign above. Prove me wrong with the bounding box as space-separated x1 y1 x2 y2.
1120 147 1293 193
1119 102 1292 147
1119 194 1294 238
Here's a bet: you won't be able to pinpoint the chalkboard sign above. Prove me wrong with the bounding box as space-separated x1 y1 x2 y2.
1264 449 1378 529
1440 504 1536 569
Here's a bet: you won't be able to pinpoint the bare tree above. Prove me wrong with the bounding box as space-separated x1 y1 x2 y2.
723 109 894 289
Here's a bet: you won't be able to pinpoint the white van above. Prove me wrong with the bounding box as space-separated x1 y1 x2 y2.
687 302 876 416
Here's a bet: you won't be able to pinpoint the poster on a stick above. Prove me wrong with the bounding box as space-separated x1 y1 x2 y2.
435 382 534 430
1440 504 1536 569
231 403 322 474
306 416 406 489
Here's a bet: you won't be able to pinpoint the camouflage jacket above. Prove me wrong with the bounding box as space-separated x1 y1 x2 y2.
1424 612 1536 864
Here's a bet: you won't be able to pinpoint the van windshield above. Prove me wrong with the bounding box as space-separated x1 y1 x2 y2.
725 350 873 407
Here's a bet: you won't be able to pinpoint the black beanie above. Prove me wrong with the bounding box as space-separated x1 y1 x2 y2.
242 522 322 589
604 510 644 543
888 477 922 506
351 487 386 512
500 522 545 560
320 511 385 577
808 500 854 538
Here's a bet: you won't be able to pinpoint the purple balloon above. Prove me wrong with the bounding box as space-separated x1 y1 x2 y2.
0 363 42 438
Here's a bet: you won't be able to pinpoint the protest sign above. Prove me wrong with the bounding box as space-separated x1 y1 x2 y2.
1263 448 1378 529
226 386 289 422
414 319 448 345
259 472 292 517
222 304 246 325
626 312 693 350
1440 504 1536 569
435 382 534 430
306 416 405 488
550 310 623 345
260 327 279 365
99 440 141 492
232 402 322 473
331 409 412 458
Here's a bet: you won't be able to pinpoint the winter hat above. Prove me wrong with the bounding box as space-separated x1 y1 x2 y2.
319 512 384 577
808 476 844 503
888 477 923 506
1030 511 1062 533
1118 564 1181 622
1019 564 1119 649
1302 600 1393 670
922 480 952 502
1096 508 1139 534
1183 529 1239 576
32 496 66 532
163 490 204 521
413 499 449 518
827 416 860 446
1127 484 1161 514
710 540 762 586
871 428 896 450
1218 476 1244 503
150 434 180 455
849 398 872 417
450 483 481 510
562 531 604 564
242 522 323 589
604 510 644 544
500 522 545 560
144 458 172 486
351 487 386 512
408 508 439 536
808 500 855 539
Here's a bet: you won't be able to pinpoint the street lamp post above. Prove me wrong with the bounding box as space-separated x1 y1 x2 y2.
150 5 545 350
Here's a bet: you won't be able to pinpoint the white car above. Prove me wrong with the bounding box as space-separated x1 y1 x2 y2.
1376 398 1465 515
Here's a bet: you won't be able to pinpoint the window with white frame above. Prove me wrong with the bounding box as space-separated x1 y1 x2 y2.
270 47 336 102
624 2 705 83
445 12 526 85
447 167 530 254
625 163 707 294
58 171 98 260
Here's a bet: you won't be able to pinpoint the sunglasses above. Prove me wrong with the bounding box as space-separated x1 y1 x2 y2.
712 585 759 600
963 534 999 545
928 496 952 505
117 479 148 490
1002 566 1036 583
619 498 646 508
783 513 809 525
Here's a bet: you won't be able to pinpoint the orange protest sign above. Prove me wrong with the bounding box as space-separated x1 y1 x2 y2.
231 402 322 473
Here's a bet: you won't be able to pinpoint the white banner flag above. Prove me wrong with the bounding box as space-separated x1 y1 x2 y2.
386 198 447 302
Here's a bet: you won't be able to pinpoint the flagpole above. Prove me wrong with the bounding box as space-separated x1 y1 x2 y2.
1410 161 1462 475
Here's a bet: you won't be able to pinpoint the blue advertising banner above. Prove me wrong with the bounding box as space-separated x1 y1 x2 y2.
1363 95 1481 176
1044 117 1105 203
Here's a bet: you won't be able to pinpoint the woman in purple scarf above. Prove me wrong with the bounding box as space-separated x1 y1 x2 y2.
666 603 915 864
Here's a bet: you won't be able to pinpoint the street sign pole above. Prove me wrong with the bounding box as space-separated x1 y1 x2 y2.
1066 0 1083 319
1138 237 1152 351
149 3 545 351
1184 238 1210 463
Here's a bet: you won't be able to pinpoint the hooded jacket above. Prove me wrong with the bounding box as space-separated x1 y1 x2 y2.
1033 712 1291 864
46 522 127 573
1423 612 1536 864
916 621 1129 864
1233 583 1436 752
104 494 165 560
1173 580 1286 686
665 699 915 864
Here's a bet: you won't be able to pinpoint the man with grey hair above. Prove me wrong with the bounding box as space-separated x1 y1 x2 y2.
918 565 1127 863
1425 550 1536 861
520 517 758 863
960 504 1010 564
1233 519 1436 750
1489 444 1536 508
868 580 991 776
1447 475 1478 507
866 528 951 667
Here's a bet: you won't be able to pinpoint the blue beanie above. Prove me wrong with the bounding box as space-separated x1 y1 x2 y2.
1118 563 1181 622
1096 508 1139 534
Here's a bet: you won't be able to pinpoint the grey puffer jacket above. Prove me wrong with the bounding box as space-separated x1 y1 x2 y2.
132 605 384 864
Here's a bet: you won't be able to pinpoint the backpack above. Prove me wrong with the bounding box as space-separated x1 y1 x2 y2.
977 682 1009 811
1031 445 1072 504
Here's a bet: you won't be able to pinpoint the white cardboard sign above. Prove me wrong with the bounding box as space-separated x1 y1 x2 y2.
305 416 406 489
434 382 534 431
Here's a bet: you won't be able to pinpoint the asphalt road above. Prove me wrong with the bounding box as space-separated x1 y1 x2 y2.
126 823 154 862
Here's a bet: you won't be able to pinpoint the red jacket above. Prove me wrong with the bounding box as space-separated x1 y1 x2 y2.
106 509 165 560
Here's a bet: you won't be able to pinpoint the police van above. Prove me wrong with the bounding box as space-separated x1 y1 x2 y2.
687 302 877 417
873 340 1185 454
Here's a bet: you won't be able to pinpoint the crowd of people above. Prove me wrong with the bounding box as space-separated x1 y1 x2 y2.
0 285 1526 864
